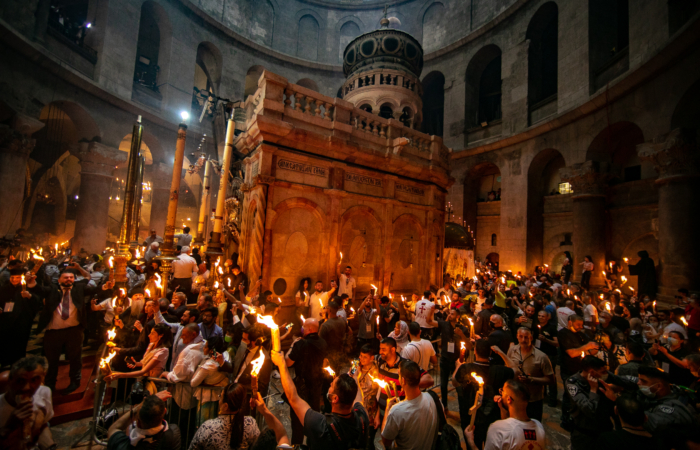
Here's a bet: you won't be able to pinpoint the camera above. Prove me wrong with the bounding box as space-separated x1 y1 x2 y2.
127 380 145 405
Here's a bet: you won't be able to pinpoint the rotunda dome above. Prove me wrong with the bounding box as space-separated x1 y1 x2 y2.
342 24 423 78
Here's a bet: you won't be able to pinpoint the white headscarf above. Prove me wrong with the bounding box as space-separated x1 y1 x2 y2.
128 420 168 446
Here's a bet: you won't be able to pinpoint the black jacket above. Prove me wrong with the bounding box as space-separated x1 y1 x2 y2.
30 280 111 333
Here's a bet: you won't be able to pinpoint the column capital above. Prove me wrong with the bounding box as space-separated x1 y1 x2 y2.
637 128 700 181
559 160 610 197
70 141 127 177
0 124 35 157
148 162 173 188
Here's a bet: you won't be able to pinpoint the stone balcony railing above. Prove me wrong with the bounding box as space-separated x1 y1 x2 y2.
239 70 451 175
340 69 423 99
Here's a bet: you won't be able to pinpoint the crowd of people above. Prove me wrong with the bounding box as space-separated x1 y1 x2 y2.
1 234 700 450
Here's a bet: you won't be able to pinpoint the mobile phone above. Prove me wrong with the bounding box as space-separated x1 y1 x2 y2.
285 323 293 330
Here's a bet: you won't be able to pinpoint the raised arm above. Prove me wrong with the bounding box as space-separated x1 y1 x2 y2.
270 350 311 426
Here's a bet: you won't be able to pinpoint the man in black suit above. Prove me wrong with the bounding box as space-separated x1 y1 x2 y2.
28 268 113 394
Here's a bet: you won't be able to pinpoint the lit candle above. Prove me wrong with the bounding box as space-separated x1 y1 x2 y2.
250 351 265 396
324 366 336 377
681 317 689 327
469 373 484 428
460 342 466 362
653 300 657 314
257 314 280 352
370 375 389 397
21 274 26 292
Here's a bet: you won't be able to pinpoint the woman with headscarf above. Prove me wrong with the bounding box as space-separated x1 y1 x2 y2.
627 250 658 299
387 320 410 352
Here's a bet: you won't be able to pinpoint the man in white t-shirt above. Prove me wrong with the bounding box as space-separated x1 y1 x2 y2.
336 265 357 300
381 360 438 450
308 280 336 320
401 322 437 371
465 379 545 450
556 300 576 330
0 356 55 449
582 295 599 333
413 291 436 336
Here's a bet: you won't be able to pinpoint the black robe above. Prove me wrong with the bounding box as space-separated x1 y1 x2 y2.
0 283 42 367
628 251 658 298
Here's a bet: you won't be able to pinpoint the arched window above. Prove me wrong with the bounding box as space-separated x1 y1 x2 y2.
400 107 413 128
339 21 360 62
133 2 171 107
244 65 265 99
491 234 497 246
527 2 558 125
422 2 446 52
296 78 319 92
47 0 90 48
465 45 502 130
192 42 222 118
297 15 319 61
589 0 629 92
668 0 700 35
422 71 445 136
378 103 394 120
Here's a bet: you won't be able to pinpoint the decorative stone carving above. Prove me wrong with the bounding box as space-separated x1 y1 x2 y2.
70 141 127 176
637 128 700 180
0 124 35 157
559 160 610 197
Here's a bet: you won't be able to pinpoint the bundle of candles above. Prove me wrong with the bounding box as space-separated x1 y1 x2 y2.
468 373 485 428
324 367 336 377
250 351 265 396
99 327 118 376
257 314 280 351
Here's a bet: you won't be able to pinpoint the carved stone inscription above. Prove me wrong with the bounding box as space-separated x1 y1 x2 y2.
395 183 425 196
277 159 327 177
345 172 383 187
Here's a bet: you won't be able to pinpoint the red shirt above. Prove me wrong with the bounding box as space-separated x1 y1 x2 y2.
685 305 700 330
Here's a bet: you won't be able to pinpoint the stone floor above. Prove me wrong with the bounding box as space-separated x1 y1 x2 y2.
53 371 572 450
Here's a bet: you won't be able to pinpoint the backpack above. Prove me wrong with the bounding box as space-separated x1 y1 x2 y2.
427 390 462 450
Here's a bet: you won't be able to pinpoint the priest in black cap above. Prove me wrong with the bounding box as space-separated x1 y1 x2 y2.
0 268 43 369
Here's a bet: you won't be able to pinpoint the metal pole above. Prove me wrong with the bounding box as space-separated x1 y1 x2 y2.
194 159 211 248
118 116 143 249
206 117 235 256
129 156 145 248
156 121 188 278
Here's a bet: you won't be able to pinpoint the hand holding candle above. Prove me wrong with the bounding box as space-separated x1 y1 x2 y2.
469 372 485 428
257 314 280 352
250 351 266 396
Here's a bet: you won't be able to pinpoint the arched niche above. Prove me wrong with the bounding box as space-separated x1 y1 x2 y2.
588 0 629 92
268 198 327 304
296 78 319 92
670 78 700 131
526 2 558 125
421 71 445 137
339 206 383 297
586 122 652 184
248 0 274 47
193 42 223 99
422 2 446 52
297 14 320 61
465 45 502 129
244 65 265 99
463 162 502 263
391 214 424 292
338 20 361 62
526 148 565 271
133 2 172 94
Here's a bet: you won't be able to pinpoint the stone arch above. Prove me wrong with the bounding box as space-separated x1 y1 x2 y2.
248 0 275 47
193 42 223 97
526 148 566 271
621 233 659 292
670 77 700 131
133 1 172 93
296 78 319 92
544 232 574 273
392 213 424 292
337 18 362 62
421 71 445 137
244 65 265 99
296 12 321 61
463 161 502 261
339 205 383 293
267 197 327 233
588 0 629 93
526 1 558 125
586 122 651 183
421 2 447 52
465 44 502 130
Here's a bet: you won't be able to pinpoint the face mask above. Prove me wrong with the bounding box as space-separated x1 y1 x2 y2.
668 338 679 347
600 372 609 382
638 384 656 398
224 335 232 343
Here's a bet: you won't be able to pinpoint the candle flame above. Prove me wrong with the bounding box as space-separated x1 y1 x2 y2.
350 307 355 313
300 315 306 323
620 276 627 285
340 252 343 259
599 294 604 300
623 257 629 263
581 351 585 358
629 287 635 291
214 281 219 289
111 296 117 307
100 351 116 369
653 301 657 309
108 256 114 268
602 271 606 276
681 317 689 326
606 303 611 312
250 352 265 377
369 375 389 390
218 267 223 275
21 274 26 286
324 366 336 377
371 284 378 291
471 372 484 386
468 317 474 326
135 248 141 259
376 316 379 325
461 342 466 350
227 279 231 287
257 314 279 330
567 289 570 296
145 289 151 298
119 288 125 296
33 254 44 261
107 327 117 341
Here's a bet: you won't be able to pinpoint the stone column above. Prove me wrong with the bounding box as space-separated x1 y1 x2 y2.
560 161 609 288
0 115 44 237
638 128 700 299
148 163 172 236
70 142 127 253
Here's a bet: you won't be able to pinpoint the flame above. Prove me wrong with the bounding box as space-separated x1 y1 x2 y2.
468 317 474 326
602 271 606 277
340 251 343 259
108 256 114 268
55 243 58 252
620 276 627 285
599 294 604 300
119 288 125 297
257 314 279 330
609 262 614 269
39 247 43 255
107 328 117 341
227 279 231 287
581 351 585 358
300 315 306 323
544 264 549 268
218 266 223 275
444 295 450 304
471 372 484 386
214 281 219 289
653 301 657 309
681 317 689 326
369 375 388 390
567 289 570 296
21 274 26 286
501 276 505 283
606 303 611 312
135 248 141 259
623 257 629 263
350 307 355 313
250 352 265 377
460 342 466 350
629 287 635 292
376 316 379 325
401 295 405 303
111 296 118 307
145 289 151 298
324 367 336 377
371 284 378 291
33 254 44 261
100 351 116 369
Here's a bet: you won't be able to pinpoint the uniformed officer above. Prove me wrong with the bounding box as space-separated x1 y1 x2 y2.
566 355 618 449
637 365 697 434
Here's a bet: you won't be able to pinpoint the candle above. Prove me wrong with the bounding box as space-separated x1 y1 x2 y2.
108 256 114 281
257 314 280 352
469 373 484 428
250 351 265 396
324 367 336 377
99 351 116 376
620 276 627 285
460 342 466 362
681 317 689 327
300 315 306 324
21 274 26 292
623 257 629 263
370 375 389 397
145 288 151 298
340 251 343 259
653 300 657 314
